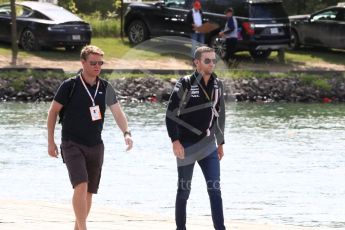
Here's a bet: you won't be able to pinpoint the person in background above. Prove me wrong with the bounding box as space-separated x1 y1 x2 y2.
186 0 205 57
219 7 238 63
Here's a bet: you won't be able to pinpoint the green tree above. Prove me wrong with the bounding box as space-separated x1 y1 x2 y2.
58 0 78 14
75 0 118 18
283 0 339 15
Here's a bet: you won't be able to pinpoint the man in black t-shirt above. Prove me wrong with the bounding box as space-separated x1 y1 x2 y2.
47 45 133 230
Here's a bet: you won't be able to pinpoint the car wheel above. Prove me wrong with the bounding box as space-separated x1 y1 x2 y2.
20 29 39 51
128 20 148 44
210 36 227 60
249 50 272 60
290 30 300 50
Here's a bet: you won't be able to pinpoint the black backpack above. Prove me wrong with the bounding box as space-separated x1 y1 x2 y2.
58 76 77 124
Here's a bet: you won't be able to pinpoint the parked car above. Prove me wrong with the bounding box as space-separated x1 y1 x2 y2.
289 3 345 50
124 0 291 59
0 1 92 51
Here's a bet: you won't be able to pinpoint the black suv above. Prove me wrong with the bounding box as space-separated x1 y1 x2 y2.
124 0 290 59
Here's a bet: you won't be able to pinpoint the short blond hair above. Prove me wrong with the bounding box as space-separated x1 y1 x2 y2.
80 45 104 60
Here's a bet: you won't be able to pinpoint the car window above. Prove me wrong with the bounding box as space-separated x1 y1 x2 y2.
335 10 345 22
37 6 82 22
164 0 211 10
0 5 33 17
16 5 32 17
31 11 50 20
311 10 338 22
0 5 11 16
250 3 287 18
211 0 248 16
165 0 187 9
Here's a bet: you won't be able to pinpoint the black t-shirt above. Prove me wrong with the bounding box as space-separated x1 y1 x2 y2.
54 75 118 146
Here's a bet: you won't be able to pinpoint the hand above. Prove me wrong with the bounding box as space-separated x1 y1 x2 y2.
219 31 224 37
48 141 59 158
217 144 224 160
124 135 133 151
192 24 199 32
172 140 185 159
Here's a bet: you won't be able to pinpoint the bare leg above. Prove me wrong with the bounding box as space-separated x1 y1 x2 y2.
73 182 88 230
74 192 93 230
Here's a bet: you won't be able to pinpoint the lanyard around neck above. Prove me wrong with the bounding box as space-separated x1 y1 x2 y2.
80 76 100 106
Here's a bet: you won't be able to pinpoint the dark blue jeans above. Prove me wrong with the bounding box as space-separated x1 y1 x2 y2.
191 32 205 57
224 38 237 61
175 145 225 230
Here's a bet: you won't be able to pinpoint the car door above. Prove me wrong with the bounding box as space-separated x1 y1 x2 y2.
162 0 190 36
0 5 12 41
329 8 345 49
142 2 177 36
304 9 338 47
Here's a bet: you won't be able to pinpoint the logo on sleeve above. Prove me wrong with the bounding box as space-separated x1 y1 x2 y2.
173 82 182 92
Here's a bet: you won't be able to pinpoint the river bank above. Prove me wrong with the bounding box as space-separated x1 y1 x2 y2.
0 70 344 102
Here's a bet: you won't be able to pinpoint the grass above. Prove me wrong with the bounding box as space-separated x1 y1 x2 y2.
0 69 340 81
215 69 288 79
285 48 345 66
300 74 332 92
92 38 162 59
0 65 340 94
0 70 71 79
0 38 163 60
83 17 121 37
0 70 338 93
0 70 71 91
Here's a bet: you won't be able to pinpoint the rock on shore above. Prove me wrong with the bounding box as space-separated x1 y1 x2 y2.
1 73 345 103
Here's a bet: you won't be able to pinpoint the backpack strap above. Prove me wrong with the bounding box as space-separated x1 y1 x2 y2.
206 77 221 136
98 77 108 90
58 76 78 124
177 75 191 117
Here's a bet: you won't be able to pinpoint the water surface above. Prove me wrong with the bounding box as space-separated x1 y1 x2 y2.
0 102 344 228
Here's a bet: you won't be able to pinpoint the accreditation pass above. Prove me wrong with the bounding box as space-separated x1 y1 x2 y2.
90 105 102 121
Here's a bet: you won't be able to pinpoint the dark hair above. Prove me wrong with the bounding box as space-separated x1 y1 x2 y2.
225 7 233 13
194 46 215 60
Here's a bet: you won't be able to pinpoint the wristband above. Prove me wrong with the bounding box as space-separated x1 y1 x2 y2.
124 131 132 137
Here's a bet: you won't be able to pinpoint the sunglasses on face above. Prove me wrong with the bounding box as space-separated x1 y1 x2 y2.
89 61 104 66
203 58 217 65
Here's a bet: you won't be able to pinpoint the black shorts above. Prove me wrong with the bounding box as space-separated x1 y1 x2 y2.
60 140 104 194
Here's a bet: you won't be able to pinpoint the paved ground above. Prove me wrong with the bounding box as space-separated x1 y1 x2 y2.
0 200 330 230
0 53 344 72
